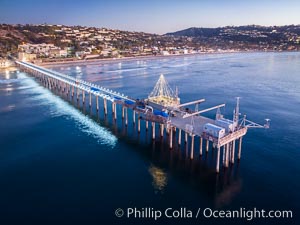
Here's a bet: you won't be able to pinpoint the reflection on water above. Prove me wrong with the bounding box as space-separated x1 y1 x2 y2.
122 131 242 207
0 70 20 93
215 177 242 208
148 164 168 194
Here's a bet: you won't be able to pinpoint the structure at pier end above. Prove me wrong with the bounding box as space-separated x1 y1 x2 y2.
141 74 270 172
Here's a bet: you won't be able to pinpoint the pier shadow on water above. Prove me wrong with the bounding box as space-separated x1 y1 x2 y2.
51 78 242 208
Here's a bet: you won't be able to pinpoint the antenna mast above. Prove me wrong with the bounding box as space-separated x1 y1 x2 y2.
233 97 240 129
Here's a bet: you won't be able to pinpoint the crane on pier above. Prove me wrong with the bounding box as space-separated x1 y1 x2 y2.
232 97 270 130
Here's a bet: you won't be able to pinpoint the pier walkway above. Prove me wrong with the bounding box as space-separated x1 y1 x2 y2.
16 61 134 103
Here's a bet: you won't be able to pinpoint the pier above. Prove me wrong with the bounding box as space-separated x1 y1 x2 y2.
15 61 270 173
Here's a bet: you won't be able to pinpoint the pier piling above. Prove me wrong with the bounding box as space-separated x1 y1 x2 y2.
152 122 155 140
160 124 164 138
199 137 203 156
138 116 141 133
104 98 107 116
96 96 99 111
231 140 235 164
190 134 194 159
133 111 136 124
216 147 221 173
146 121 149 131
169 126 173 149
89 93 92 107
122 106 125 119
113 103 117 120
238 137 243 160
125 108 128 126
225 143 229 167
206 140 209 152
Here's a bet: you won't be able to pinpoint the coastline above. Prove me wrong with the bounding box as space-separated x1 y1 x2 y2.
39 51 243 67
39 53 204 67
38 50 300 68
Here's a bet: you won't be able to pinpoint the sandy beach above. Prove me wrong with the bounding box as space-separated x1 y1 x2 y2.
39 53 199 67
38 50 289 68
38 52 239 67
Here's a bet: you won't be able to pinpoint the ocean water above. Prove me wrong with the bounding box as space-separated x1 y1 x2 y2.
0 52 299 225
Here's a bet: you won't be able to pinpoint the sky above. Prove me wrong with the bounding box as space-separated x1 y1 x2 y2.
0 0 299 34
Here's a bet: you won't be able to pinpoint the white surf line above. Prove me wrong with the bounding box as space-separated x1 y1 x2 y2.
18 72 117 148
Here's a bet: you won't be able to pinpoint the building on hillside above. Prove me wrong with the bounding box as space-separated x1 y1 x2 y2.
18 52 37 61
49 49 68 58
18 43 65 58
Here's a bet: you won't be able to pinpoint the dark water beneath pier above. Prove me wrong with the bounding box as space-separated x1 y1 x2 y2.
0 52 299 225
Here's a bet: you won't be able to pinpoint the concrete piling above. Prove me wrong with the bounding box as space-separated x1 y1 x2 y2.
199 137 203 156
206 140 209 152
96 96 99 111
238 137 243 160
122 106 125 119
216 147 220 173
89 92 92 107
103 98 107 116
82 90 85 104
125 108 128 126
225 143 229 167
133 110 136 124
160 124 164 138
169 126 173 149
190 134 194 159
113 103 117 120
231 140 235 164
138 117 141 133
152 122 155 140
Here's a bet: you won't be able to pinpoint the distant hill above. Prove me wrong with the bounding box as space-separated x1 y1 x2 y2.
165 25 300 51
166 27 221 37
1 23 299 57
165 25 300 37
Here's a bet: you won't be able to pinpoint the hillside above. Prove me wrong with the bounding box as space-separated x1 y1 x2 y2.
165 25 300 51
1 24 299 58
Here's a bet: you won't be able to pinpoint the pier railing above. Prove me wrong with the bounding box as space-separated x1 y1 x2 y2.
15 61 134 103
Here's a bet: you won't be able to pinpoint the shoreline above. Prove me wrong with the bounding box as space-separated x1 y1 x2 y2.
40 52 209 67
37 50 281 67
29 50 300 67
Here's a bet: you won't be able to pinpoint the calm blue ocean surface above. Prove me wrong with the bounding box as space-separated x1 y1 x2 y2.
0 52 299 225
